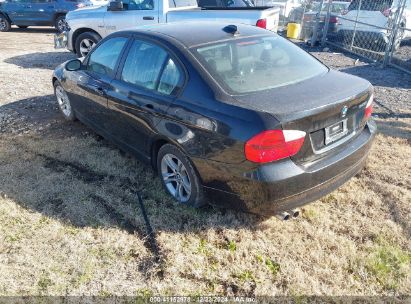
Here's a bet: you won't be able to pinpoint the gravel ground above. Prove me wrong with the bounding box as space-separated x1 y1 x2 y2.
0 26 410 296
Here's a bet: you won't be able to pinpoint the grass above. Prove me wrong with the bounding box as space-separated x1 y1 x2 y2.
0 130 409 296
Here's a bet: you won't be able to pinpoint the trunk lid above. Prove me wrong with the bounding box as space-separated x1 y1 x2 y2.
233 70 372 164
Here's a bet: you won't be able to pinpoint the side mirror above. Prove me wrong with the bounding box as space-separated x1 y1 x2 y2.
65 59 82 71
108 1 124 11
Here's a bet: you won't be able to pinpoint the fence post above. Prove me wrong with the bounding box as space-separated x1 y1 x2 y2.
321 0 333 46
383 0 407 66
350 0 362 51
311 0 324 47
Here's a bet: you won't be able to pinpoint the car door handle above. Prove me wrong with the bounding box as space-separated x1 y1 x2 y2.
143 16 154 20
145 104 154 110
91 86 106 96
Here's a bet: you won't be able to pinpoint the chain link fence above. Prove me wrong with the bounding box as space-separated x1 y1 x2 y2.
292 0 411 74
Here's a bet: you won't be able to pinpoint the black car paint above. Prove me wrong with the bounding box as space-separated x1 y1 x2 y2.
53 22 376 214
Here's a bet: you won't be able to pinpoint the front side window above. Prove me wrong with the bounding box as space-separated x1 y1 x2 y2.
121 40 183 95
193 35 328 94
123 0 154 10
87 37 128 77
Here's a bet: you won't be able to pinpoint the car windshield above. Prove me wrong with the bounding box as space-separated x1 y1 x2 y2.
192 35 328 94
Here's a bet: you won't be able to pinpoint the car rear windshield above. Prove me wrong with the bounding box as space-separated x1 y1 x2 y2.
192 35 328 94
348 0 393 11
311 2 350 13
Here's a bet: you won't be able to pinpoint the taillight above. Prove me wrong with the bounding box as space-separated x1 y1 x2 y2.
329 16 339 23
245 130 306 163
382 8 391 17
364 94 373 120
256 19 267 29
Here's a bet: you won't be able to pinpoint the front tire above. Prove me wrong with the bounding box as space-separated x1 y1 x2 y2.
54 81 76 121
75 32 101 57
157 144 205 208
0 15 11 32
55 15 67 33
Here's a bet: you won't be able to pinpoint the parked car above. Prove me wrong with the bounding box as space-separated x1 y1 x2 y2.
197 0 255 8
299 1 351 41
58 0 280 57
52 22 376 215
0 0 92 32
338 0 411 51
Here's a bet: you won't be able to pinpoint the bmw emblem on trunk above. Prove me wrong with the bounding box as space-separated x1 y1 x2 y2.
341 106 348 117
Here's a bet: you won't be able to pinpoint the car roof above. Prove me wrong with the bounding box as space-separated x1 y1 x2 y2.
125 21 273 48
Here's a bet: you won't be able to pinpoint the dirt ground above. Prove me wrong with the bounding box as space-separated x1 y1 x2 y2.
0 26 410 297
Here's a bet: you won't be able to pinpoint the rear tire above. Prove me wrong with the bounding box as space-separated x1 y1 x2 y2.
55 15 67 33
75 32 101 57
0 15 11 32
157 144 205 208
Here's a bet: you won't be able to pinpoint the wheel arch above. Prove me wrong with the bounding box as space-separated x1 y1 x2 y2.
0 12 12 23
150 138 170 170
53 13 66 22
72 28 101 54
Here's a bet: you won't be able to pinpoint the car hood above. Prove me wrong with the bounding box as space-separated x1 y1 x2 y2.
231 69 371 123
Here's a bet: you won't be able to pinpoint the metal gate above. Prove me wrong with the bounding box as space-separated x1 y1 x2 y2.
307 0 411 73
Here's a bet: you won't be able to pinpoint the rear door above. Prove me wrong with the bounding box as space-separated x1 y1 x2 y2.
106 37 185 157
67 35 130 132
22 0 55 24
103 0 158 36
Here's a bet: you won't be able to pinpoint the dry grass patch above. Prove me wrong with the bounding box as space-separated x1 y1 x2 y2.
0 124 410 296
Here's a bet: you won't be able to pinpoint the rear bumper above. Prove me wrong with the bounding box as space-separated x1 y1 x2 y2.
198 120 377 215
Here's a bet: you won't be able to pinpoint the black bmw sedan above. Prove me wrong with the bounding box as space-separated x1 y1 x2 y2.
52 22 376 215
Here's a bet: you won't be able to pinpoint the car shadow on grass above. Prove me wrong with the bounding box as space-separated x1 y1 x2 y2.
5 51 76 70
0 95 265 268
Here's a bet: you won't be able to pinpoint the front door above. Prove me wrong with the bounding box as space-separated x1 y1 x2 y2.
4 0 28 24
106 37 184 158
103 0 158 36
67 36 129 132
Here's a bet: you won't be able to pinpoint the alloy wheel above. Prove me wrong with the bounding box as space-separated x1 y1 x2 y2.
79 38 95 57
55 85 72 118
160 153 192 203
57 19 67 32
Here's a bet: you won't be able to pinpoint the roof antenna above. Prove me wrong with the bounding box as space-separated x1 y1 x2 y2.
223 25 240 36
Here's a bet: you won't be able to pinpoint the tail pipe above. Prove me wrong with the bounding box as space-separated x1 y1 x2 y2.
276 211 290 221
289 208 300 218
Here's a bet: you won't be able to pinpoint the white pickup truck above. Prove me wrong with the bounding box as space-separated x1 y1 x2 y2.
61 0 280 56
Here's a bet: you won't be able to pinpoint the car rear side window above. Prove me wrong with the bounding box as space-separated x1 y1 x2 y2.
87 37 128 78
121 40 182 95
193 35 327 94
158 58 183 95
